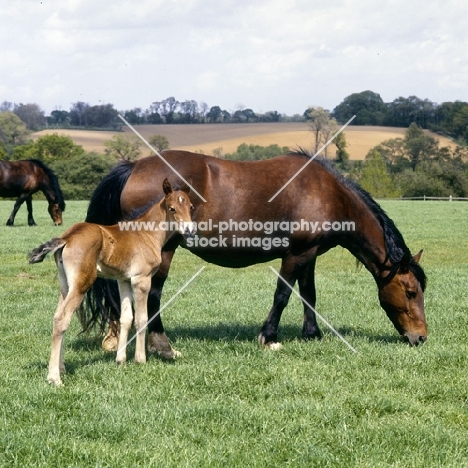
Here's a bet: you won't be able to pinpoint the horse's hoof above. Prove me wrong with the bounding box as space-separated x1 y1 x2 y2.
157 349 182 360
258 334 282 351
102 335 118 352
147 332 180 359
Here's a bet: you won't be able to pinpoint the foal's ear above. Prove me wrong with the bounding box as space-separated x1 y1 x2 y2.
413 249 423 263
163 178 172 195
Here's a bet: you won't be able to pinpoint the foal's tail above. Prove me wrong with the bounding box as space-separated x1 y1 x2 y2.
28 238 65 264
78 160 135 333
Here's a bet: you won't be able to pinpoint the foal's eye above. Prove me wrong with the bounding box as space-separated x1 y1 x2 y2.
190 205 194 211
406 290 417 299
169 207 176 213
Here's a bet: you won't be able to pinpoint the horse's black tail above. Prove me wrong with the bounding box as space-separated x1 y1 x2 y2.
77 160 135 333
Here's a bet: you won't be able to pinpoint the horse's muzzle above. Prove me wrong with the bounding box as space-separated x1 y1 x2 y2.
402 332 427 346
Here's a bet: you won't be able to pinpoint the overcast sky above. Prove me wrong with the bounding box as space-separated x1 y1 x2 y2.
1 0 467 116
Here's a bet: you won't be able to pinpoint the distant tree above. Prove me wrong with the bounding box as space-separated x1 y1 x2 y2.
123 108 144 125
360 150 400 198
224 143 289 161
207 106 222 123
385 96 436 128
69 101 90 126
199 102 209 122
104 134 142 161
0 111 29 155
84 104 119 128
0 101 13 112
404 123 439 169
332 90 387 125
50 152 115 200
304 106 338 157
11 134 84 163
334 131 350 169
148 134 170 152
48 110 71 127
14 103 45 130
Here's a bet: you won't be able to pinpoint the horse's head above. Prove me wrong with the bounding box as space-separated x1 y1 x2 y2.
378 250 427 345
162 178 196 238
48 203 63 226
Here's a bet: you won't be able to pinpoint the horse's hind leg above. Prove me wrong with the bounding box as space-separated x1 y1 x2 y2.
6 193 30 226
297 259 322 340
258 257 299 350
25 195 36 226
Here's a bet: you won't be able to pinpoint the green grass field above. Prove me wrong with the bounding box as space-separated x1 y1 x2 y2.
0 199 467 467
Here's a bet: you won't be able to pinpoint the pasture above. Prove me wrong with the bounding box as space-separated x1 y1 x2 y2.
32 124 458 160
0 199 467 467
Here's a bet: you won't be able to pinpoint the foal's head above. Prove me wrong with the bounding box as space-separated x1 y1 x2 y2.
378 250 427 345
162 178 196 238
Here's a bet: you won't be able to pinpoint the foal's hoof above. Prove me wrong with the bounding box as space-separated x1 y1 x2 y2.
258 335 283 351
47 375 63 386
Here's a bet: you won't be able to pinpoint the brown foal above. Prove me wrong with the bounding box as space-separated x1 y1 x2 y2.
29 178 195 385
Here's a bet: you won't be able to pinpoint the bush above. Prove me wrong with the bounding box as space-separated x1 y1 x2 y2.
50 152 115 200
223 143 289 161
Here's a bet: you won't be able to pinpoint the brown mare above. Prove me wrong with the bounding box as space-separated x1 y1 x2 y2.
0 159 65 226
82 150 427 358
29 178 195 385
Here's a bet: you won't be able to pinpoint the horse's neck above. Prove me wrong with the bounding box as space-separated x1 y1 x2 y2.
339 196 390 279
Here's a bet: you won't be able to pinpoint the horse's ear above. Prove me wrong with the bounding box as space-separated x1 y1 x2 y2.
181 179 191 194
413 249 423 263
163 178 172 195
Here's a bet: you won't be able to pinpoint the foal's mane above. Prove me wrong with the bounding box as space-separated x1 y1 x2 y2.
28 159 66 211
288 150 427 290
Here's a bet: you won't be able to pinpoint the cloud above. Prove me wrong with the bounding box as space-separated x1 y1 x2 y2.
1 0 467 114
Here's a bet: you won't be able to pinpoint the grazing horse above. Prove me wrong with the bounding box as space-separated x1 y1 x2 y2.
29 178 195 385
82 150 427 358
0 159 65 226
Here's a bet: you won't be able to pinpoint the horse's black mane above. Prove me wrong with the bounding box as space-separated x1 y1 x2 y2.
288 150 427 290
28 159 66 211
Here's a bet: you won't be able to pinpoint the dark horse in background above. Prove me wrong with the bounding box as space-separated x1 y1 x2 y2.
0 159 65 226
82 150 427 357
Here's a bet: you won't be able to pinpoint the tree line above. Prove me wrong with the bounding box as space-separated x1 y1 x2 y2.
1 91 467 146
331 90 468 145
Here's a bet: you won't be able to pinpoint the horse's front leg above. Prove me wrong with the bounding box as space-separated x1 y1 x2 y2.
297 259 322 340
116 280 133 364
146 249 181 359
6 193 29 226
132 276 152 364
258 257 299 350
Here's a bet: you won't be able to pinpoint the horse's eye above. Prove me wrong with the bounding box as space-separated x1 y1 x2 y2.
406 290 417 299
169 207 176 213
190 205 195 211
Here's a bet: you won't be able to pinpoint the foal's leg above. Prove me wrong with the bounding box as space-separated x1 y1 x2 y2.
48 288 85 385
116 280 133 364
132 275 152 364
